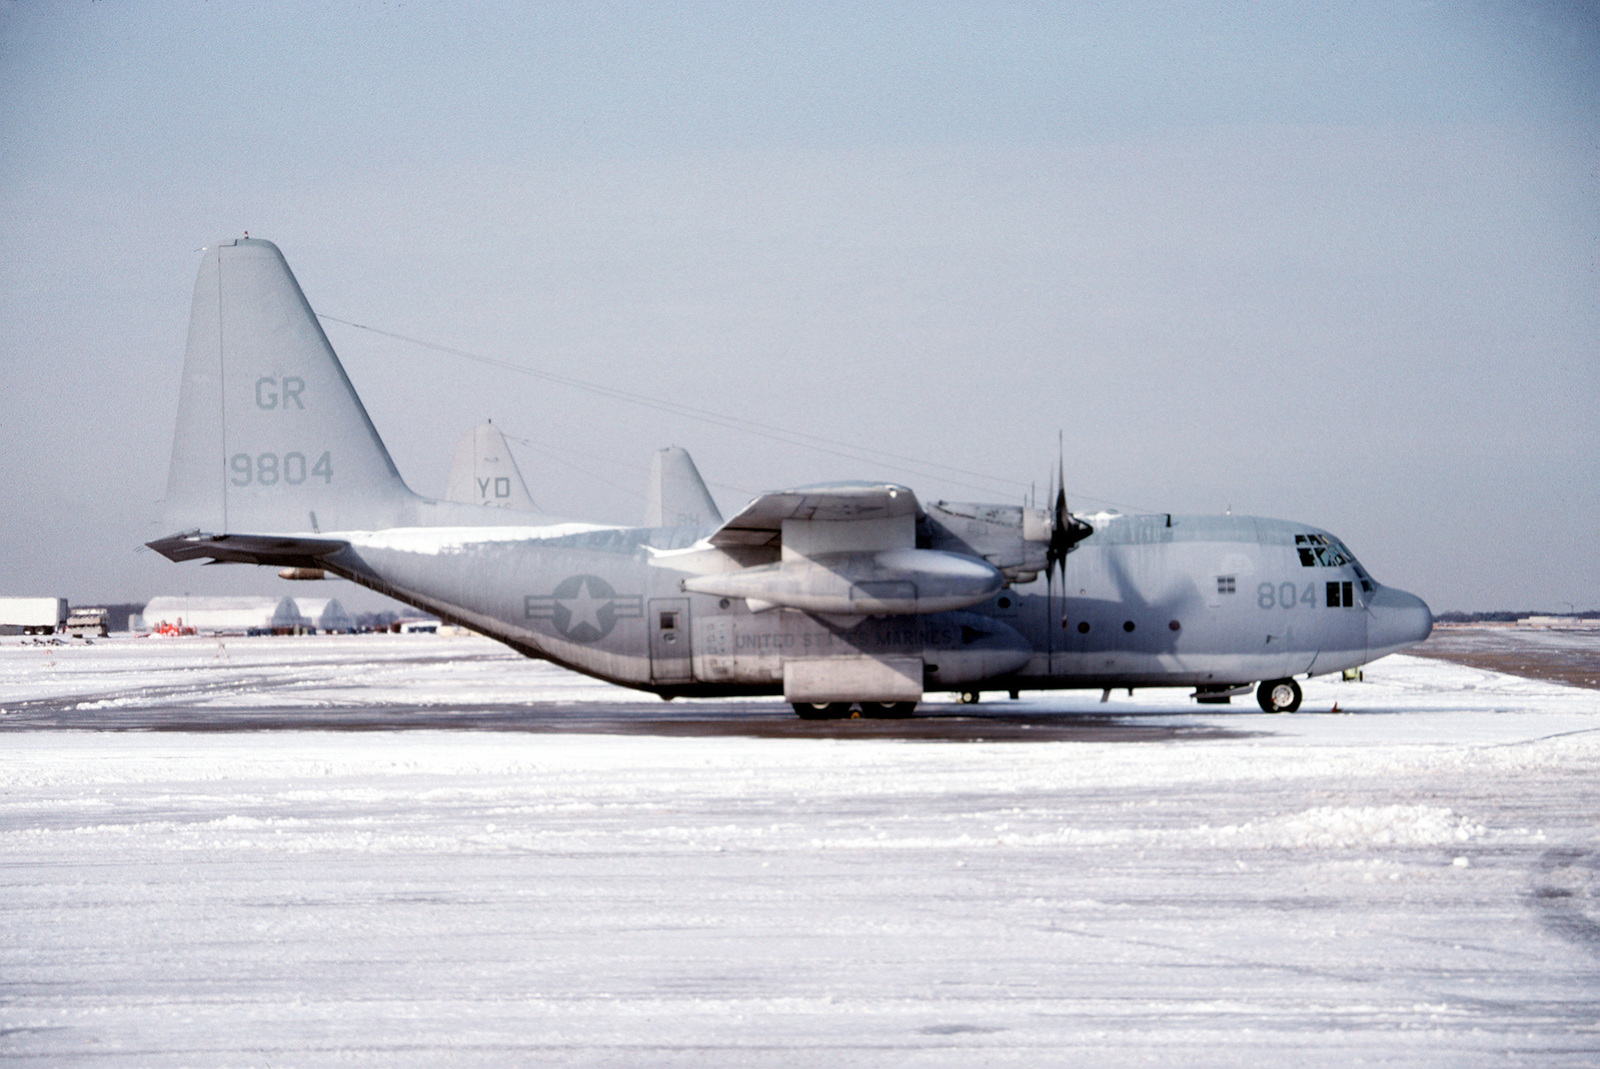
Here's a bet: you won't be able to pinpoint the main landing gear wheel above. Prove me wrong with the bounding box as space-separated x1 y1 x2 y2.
793 702 852 720
1257 678 1302 713
790 702 918 720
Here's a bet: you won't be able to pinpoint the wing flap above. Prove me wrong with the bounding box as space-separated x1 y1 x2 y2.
708 482 920 552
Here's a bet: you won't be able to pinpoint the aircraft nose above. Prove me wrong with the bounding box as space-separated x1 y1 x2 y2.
1367 584 1433 656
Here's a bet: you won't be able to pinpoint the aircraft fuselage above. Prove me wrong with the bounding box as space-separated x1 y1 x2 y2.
315 510 1430 699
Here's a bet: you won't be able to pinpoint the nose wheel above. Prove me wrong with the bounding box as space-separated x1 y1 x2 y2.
1257 678 1302 713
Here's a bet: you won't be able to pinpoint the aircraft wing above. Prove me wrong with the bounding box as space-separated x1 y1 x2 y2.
707 482 921 550
146 532 352 568
690 482 1003 614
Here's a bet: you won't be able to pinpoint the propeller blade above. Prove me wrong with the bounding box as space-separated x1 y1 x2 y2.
1046 435 1091 582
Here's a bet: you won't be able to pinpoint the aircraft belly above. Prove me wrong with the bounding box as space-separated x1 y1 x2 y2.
1021 651 1318 687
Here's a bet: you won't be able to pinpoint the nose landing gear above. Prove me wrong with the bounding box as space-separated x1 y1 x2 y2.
1256 678 1303 713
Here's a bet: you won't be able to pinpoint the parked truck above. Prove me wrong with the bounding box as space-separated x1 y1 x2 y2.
0 597 68 635
65 607 110 638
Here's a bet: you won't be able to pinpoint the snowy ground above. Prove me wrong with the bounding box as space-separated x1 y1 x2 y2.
1412 624 1600 690
2 635 1597 1066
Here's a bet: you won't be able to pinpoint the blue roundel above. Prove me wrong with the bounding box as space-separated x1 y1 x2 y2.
548 574 622 643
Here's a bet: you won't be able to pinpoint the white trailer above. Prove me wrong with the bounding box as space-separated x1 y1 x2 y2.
0 597 68 635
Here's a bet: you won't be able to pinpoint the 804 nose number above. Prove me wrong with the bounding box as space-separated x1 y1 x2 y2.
1259 581 1315 610
228 451 332 486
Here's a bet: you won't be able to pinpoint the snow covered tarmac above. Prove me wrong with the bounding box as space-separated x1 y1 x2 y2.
3 635 1597 1066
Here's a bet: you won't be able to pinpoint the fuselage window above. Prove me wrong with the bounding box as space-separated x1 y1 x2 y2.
1326 581 1355 608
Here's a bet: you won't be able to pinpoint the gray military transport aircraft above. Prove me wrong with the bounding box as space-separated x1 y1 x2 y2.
150 238 1433 717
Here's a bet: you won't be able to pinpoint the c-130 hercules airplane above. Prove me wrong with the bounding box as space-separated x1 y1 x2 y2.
151 238 1433 717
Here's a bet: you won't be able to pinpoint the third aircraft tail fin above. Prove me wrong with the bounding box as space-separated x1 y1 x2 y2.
646 446 722 529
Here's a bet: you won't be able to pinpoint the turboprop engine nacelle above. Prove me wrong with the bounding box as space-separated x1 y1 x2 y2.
681 548 1003 615
922 502 1053 585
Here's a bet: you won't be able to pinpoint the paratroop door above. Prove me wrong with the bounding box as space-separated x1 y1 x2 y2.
648 598 691 683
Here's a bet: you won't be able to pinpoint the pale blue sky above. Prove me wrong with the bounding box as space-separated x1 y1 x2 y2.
1 2 1595 612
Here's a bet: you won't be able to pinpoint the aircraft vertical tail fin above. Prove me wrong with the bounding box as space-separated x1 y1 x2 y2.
161 238 419 535
646 446 722 528
444 421 538 511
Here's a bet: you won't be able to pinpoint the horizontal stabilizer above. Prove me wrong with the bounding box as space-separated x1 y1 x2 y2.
147 532 350 568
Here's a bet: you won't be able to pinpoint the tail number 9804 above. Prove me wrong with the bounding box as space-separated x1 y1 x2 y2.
229 451 332 486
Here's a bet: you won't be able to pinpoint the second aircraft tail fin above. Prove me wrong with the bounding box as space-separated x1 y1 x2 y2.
444 421 538 511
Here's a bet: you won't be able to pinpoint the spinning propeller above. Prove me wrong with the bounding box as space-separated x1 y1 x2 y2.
1046 455 1093 580
1043 443 1092 666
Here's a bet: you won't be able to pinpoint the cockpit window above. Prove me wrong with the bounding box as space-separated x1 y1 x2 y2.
1296 534 1376 591
1295 533 1351 568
